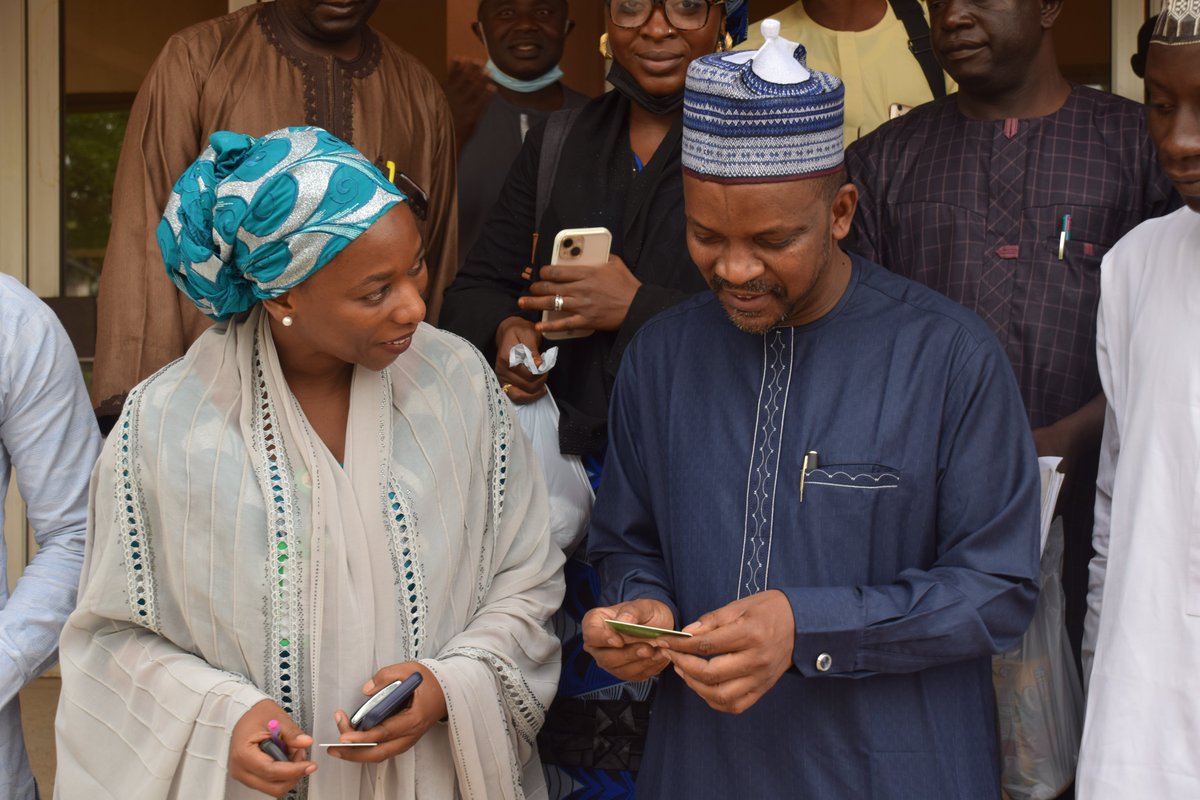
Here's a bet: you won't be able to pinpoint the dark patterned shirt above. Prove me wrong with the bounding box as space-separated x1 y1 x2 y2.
846 86 1178 428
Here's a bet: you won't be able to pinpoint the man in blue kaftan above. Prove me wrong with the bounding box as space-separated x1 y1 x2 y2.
581 21 1040 799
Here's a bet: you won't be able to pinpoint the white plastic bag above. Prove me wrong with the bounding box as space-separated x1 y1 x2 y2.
507 345 593 553
512 390 593 553
993 517 1083 800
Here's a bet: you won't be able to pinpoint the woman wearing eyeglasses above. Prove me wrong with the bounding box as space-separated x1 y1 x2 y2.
442 1 746 797
54 127 565 800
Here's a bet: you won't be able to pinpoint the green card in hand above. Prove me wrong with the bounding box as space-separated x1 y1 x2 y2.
604 619 693 639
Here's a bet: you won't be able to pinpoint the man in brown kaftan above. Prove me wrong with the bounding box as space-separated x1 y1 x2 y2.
92 0 458 404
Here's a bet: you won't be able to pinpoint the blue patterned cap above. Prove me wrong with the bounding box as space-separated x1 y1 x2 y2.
158 126 406 320
683 19 844 182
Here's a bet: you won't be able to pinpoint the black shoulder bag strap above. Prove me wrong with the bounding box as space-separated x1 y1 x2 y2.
535 106 584 232
889 0 947 99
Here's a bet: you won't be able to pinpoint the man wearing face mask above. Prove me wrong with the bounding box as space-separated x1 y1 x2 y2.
449 0 588 264
581 22 1040 797
92 0 458 407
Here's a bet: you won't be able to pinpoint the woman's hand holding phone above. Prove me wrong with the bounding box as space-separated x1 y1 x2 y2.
328 662 447 763
519 253 643 335
229 699 315 796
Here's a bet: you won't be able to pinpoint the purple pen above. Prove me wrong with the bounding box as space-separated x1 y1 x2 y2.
267 719 287 754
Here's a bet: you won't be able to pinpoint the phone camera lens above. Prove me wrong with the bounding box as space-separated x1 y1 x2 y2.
562 238 574 249
570 246 582 257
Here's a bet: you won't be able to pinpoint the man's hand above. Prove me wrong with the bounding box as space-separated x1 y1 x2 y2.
518 255 643 334
1032 393 1105 513
229 699 315 797
444 58 495 152
658 590 795 715
327 662 447 763
582 598 675 682
494 316 548 404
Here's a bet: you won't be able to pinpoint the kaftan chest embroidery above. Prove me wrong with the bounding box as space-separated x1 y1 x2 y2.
738 328 795 599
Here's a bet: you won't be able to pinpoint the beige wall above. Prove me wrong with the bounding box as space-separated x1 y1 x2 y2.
65 0 226 95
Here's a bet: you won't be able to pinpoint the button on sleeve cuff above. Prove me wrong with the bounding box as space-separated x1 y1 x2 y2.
780 585 866 677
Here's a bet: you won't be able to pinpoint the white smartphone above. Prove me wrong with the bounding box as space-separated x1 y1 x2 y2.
542 227 613 342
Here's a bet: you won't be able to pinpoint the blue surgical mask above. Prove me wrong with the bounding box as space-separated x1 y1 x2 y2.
478 26 567 94
485 59 564 93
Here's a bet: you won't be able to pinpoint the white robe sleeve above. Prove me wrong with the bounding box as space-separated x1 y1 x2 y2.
55 415 269 800
1083 257 1124 690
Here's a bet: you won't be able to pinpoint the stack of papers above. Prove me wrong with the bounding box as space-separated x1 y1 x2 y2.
1038 457 1065 555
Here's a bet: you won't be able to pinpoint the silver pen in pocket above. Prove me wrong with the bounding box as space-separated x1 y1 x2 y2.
800 450 819 502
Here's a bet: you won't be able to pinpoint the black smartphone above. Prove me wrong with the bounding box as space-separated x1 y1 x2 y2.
349 672 423 731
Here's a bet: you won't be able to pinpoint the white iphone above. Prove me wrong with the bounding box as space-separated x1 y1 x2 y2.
541 227 612 341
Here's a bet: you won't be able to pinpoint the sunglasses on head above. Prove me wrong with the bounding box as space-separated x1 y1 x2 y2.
393 171 429 222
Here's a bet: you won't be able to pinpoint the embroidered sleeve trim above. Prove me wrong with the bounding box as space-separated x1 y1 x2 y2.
419 657 526 799
439 646 546 747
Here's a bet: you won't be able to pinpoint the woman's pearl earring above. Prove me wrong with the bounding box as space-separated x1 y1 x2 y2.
282 315 294 327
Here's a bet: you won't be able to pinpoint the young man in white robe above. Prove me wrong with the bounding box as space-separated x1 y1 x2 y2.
1078 4 1200 796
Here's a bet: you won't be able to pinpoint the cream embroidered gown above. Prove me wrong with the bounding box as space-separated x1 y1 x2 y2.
55 309 564 799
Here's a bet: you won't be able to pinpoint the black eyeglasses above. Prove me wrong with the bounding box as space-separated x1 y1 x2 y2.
393 171 429 222
606 0 719 31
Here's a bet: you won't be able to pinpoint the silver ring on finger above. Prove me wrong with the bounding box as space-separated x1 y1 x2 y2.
553 294 565 312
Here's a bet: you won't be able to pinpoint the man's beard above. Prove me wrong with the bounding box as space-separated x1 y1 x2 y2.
709 274 789 334
709 233 832 335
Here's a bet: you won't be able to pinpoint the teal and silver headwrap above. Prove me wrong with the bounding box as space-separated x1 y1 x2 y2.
158 126 407 321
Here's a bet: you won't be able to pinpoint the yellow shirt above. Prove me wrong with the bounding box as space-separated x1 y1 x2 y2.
742 2 957 146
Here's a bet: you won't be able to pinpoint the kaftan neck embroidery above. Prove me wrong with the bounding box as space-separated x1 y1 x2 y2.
257 2 382 145
737 328 795 599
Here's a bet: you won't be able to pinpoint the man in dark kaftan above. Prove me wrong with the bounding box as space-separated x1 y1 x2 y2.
581 22 1041 799
845 0 1178 660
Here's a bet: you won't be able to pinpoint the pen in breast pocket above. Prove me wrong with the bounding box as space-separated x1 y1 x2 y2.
1058 214 1072 260
800 450 819 502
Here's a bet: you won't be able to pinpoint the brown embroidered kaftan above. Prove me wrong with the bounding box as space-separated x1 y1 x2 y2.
92 4 457 403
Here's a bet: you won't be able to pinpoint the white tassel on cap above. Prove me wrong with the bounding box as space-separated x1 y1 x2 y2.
750 18 810 84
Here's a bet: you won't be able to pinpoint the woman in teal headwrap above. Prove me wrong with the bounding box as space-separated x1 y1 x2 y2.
56 127 564 800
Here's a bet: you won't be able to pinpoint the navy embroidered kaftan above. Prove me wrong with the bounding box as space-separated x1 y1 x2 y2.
589 257 1040 799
